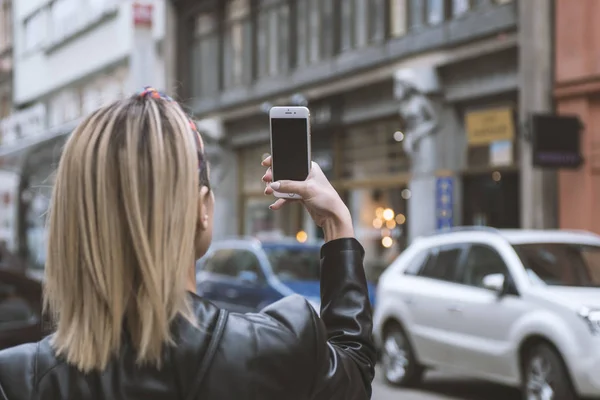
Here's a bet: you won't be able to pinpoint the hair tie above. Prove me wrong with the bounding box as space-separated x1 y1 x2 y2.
138 86 174 102
137 86 205 162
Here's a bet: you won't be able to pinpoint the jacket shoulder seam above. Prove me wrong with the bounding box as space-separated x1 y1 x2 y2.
0 377 8 400
306 300 320 397
33 341 40 398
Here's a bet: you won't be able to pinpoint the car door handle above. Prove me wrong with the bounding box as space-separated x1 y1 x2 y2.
224 289 239 299
447 306 463 313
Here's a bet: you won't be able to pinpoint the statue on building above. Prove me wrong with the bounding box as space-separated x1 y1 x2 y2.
395 79 439 158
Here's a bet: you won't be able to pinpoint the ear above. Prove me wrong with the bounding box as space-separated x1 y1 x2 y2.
197 186 211 231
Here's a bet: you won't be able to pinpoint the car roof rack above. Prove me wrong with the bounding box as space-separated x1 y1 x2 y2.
424 226 502 237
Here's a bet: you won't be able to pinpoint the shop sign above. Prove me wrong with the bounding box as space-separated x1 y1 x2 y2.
133 2 153 27
465 107 515 146
531 114 583 169
435 175 454 230
0 103 46 148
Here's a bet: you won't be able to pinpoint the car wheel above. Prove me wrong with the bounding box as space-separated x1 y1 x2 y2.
522 344 576 400
381 324 424 387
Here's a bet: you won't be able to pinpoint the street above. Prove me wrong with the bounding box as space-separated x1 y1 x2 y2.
372 367 521 400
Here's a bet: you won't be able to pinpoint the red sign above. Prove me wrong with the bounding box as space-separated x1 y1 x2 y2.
133 3 153 27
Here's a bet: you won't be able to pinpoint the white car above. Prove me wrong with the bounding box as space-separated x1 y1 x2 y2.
373 227 600 400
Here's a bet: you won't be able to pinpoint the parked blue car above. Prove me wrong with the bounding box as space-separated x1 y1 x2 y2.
196 237 377 314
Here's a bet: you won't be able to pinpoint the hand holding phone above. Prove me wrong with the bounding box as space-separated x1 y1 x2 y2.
261 157 354 241
269 106 312 199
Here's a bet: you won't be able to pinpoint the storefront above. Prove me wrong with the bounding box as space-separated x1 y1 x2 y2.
461 101 520 228
0 67 129 268
225 81 411 281
224 42 522 280
439 46 521 230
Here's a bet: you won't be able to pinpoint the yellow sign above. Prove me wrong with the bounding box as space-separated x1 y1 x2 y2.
465 107 515 146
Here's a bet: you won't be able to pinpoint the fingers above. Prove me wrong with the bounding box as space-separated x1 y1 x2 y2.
269 198 288 210
261 167 272 183
261 156 272 167
269 180 307 197
264 183 274 195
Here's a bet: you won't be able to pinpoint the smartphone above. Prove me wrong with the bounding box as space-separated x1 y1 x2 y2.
269 106 312 199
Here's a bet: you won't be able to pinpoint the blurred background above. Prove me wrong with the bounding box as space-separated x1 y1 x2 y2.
0 0 596 398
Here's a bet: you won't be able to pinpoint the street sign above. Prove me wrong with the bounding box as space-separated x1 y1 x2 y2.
133 3 153 27
436 175 454 230
530 114 583 169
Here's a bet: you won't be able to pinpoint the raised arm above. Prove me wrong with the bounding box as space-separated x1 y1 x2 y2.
310 237 376 399
260 156 376 399
250 238 375 400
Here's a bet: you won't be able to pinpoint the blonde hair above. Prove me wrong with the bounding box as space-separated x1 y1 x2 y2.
44 95 203 372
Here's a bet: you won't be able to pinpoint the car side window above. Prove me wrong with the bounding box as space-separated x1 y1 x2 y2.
404 249 430 276
229 250 263 281
418 246 463 282
203 249 237 276
460 245 510 289
0 280 35 329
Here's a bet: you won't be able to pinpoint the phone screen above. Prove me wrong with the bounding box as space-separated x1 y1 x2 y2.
271 118 310 182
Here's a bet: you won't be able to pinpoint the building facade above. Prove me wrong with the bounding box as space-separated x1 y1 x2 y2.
0 0 167 267
555 0 600 233
0 0 15 247
170 0 545 280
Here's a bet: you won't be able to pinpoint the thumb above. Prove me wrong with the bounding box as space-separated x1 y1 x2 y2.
270 180 307 196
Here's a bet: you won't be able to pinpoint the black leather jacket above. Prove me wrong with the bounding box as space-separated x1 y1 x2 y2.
0 238 376 399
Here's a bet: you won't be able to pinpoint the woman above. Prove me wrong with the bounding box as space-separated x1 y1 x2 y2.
0 88 376 400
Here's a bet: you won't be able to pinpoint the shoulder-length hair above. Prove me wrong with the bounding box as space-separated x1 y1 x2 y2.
44 95 203 372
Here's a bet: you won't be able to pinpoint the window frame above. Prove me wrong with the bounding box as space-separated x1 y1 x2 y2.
456 243 518 292
222 0 252 89
190 9 220 98
203 248 266 282
256 0 290 79
413 243 469 283
403 248 430 276
202 248 237 277
295 0 334 66
451 0 473 17
389 0 408 38
23 8 48 54
229 249 266 283
425 0 445 25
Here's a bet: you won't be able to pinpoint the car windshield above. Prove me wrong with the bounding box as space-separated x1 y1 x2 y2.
513 243 600 287
263 243 321 281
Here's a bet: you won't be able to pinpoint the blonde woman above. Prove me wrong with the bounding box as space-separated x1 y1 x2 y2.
0 88 375 400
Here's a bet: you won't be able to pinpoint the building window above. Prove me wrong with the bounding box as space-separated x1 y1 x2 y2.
389 0 407 37
0 0 12 52
340 0 386 52
369 0 386 42
191 11 219 98
426 0 445 25
50 0 79 44
23 10 48 53
257 0 290 78
340 0 353 51
223 0 251 89
452 0 472 16
408 0 425 30
296 0 334 66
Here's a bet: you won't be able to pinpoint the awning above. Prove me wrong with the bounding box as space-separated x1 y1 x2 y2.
0 119 80 175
